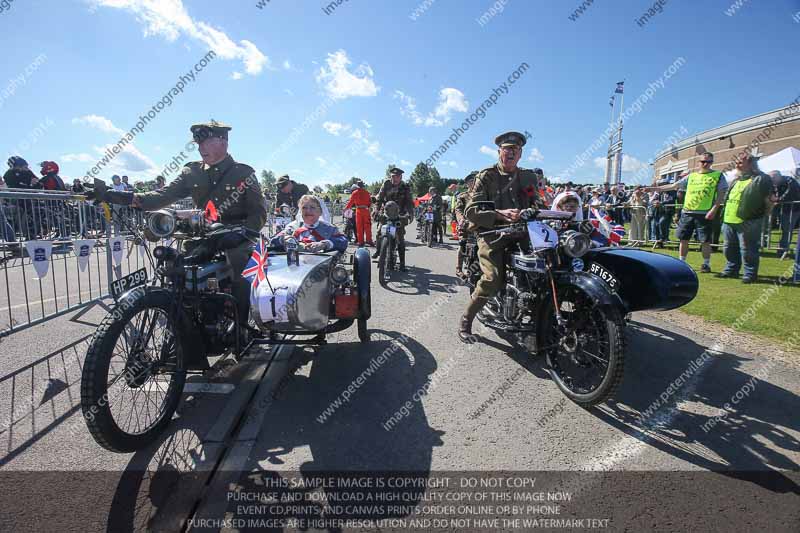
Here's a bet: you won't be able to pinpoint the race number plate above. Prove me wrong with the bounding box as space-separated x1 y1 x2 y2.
111 268 147 299
275 216 290 227
388 225 397 237
589 263 619 291
425 213 434 221
527 221 558 249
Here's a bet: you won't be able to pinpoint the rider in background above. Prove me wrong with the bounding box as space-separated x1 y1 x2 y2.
374 167 414 271
275 174 310 210
428 186 444 244
455 171 477 280
270 195 348 253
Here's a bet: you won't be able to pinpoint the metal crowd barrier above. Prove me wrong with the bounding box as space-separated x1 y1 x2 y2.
0 189 173 338
582 200 800 254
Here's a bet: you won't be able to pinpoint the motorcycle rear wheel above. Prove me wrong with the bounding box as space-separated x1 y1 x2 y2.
540 285 625 407
81 290 186 453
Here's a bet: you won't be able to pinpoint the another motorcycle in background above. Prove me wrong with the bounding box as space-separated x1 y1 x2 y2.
274 203 295 235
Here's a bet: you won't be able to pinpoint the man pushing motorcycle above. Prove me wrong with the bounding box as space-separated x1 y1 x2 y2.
90 120 267 336
458 131 543 343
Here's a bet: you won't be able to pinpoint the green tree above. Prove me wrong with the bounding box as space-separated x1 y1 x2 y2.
367 180 382 194
312 185 323 194
260 170 276 191
410 162 434 196
429 166 443 193
385 164 396 179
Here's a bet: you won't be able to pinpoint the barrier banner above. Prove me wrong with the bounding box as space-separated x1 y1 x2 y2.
74 239 95 272
109 237 124 266
24 240 53 280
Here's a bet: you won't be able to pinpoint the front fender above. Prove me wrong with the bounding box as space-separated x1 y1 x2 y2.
556 271 626 312
353 248 371 319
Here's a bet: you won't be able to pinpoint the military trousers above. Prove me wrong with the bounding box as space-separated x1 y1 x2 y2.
472 236 506 300
225 241 255 326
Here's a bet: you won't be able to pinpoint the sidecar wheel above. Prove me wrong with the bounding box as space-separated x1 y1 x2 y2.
357 318 370 343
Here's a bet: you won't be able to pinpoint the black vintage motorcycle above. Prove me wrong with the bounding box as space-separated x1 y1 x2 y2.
375 201 406 284
80 182 371 452
470 206 697 406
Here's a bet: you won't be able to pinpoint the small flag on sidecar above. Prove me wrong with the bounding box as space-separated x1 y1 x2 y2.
204 200 219 223
242 237 269 289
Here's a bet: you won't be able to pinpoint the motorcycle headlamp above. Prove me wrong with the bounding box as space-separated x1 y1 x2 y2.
561 230 591 258
280 204 293 217
331 265 349 285
384 201 400 220
145 210 177 242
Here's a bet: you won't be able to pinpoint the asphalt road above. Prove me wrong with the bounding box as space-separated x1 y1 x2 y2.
0 221 798 532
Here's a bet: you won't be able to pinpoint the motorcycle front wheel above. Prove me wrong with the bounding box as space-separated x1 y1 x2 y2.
81 290 186 452
378 236 390 285
539 284 625 407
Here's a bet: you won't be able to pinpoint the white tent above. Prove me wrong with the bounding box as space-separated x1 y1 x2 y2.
757 146 800 176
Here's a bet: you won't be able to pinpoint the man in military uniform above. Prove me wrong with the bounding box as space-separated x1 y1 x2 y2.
275 174 309 211
373 167 414 270
455 171 477 279
459 132 543 343
129 120 266 331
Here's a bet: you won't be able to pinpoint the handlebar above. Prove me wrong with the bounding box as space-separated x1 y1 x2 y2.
478 209 575 238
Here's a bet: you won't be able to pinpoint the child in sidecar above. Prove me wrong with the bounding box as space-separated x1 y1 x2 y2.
269 194 348 253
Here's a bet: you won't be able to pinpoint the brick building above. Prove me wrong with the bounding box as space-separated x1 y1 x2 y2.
653 102 800 183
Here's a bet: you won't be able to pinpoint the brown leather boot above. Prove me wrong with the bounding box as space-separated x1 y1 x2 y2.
458 296 487 343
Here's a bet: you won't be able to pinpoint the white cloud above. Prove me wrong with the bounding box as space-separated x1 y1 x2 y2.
431 88 468 125
395 87 468 127
361 119 372 129
315 156 328 167
73 114 124 136
400 159 412 166
231 71 243 80
349 128 363 140
593 154 646 173
89 0 269 75
61 153 94 163
284 88 294 96
527 147 544 162
322 121 351 136
283 59 291 70
93 143 158 174
442 160 458 167
315 50 378 100
480 145 497 157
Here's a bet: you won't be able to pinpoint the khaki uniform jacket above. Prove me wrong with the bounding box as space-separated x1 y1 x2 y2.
464 164 542 230
377 179 414 216
137 155 266 231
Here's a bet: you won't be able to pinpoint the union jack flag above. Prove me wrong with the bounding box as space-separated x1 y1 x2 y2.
589 208 624 246
242 237 268 289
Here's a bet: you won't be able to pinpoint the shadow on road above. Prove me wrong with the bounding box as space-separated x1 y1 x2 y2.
594 319 800 493
226 329 444 527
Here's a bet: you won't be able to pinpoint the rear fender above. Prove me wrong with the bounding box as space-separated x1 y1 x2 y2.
353 248 371 319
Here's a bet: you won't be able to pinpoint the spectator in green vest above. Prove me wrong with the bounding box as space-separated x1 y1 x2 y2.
645 152 727 273
715 153 774 283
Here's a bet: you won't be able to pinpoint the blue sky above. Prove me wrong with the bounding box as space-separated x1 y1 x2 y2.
2 0 799 187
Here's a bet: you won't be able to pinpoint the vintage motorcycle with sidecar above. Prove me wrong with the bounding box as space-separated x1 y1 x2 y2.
79 181 371 452
465 204 698 407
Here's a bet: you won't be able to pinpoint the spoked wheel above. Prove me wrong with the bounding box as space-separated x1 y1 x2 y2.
427 223 434 247
540 284 625 407
378 237 391 286
81 290 186 453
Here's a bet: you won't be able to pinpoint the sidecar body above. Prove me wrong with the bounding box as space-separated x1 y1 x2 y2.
251 247 371 341
583 247 698 312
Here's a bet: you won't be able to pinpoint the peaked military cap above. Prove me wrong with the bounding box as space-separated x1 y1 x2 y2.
389 167 405 175
494 131 527 148
190 120 231 142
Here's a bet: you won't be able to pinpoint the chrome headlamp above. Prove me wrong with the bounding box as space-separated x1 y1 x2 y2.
331 265 350 285
144 209 177 242
561 230 591 258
